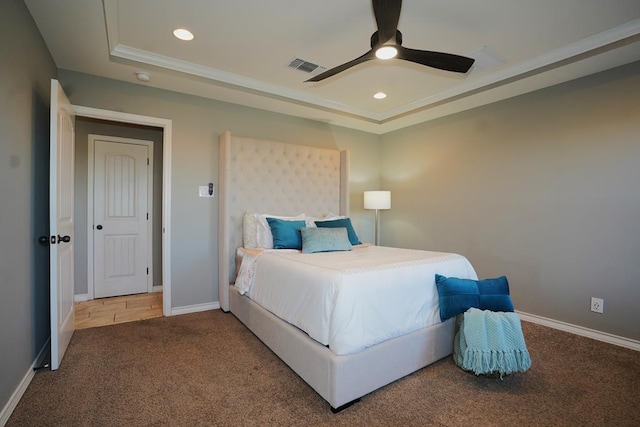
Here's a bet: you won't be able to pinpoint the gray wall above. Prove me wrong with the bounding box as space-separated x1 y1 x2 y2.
380 61 640 341
0 0 57 414
57 69 381 308
74 118 164 295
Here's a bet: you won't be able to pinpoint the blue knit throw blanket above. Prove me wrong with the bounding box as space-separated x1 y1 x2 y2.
454 308 531 378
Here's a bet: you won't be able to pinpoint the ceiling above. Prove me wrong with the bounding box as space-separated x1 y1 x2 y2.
25 0 640 134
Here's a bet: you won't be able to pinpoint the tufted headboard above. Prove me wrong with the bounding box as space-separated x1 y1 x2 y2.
218 131 350 311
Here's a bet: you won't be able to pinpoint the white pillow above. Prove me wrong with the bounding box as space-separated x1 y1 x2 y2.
245 212 305 248
257 213 305 248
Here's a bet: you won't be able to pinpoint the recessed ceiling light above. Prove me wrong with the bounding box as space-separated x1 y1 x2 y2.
373 92 387 100
173 28 194 41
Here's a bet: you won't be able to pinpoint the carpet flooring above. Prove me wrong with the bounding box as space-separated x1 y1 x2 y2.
7 310 640 426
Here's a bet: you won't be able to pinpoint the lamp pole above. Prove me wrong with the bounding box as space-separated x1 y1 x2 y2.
374 208 380 246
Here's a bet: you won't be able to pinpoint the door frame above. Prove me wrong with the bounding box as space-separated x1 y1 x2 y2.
74 105 172 316
87 135 155 299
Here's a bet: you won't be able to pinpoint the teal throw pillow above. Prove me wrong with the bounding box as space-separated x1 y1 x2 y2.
435 274 480 321
314 217 361 245
477 275 514 312
435 274 514 321
266 218 306 249
300 227 352 254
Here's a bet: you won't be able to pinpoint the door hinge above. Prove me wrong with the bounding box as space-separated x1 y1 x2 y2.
147 158 149 165
146 212 149 220
146 268 149 275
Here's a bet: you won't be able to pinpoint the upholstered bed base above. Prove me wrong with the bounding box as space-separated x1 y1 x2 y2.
229 285 455 410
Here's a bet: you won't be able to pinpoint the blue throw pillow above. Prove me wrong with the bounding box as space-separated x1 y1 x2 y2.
435 274 481 321
266 218 306 249
477 276 514 312
435 274 515 321
314 217 361 245
300 227 352 254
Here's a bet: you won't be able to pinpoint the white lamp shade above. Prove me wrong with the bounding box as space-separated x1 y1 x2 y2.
364 191 391 210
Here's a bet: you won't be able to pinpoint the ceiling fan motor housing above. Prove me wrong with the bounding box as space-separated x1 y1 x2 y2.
371 30 403 48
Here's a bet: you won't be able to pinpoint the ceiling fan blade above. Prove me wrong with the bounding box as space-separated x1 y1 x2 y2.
372 0 402 44
305 50 375 82
397 46 475 73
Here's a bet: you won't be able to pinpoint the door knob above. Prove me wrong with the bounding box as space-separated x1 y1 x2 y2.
38 236 50 246
96 225 103 230
58 235 71 243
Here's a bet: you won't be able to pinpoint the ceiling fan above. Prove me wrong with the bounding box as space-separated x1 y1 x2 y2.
306 0 475 82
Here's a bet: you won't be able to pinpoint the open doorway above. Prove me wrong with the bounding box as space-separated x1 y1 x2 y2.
74 119 163 302
72 106 172 317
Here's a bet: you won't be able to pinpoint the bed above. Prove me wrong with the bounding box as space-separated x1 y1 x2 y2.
217 132 478 411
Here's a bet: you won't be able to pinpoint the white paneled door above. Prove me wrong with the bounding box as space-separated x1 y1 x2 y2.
93 140 149 298
50 79 75 370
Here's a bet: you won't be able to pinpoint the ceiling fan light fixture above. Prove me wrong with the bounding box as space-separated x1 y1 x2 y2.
375 45 398 60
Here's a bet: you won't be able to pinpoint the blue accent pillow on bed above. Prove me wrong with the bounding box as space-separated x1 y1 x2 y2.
435 274 514 321
435 274 481 321
300 227 352 254
314 217 361 245
266 218 306 249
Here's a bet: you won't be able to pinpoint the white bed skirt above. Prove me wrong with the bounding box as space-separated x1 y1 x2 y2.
229 285 455 410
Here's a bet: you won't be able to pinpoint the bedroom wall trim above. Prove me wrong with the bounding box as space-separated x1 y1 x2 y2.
517 311 640 352
0 339 50 426
171 302 220 316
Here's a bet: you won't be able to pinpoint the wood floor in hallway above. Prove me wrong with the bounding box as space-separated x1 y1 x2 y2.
74 292 163 329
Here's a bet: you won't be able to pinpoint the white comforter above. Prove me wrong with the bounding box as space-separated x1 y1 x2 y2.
235 245 477 355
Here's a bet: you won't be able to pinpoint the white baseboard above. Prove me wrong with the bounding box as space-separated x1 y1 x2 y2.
171 301 220 316
517 310 640 352
76 288 162 303
0 339 50 427
73 293 90 302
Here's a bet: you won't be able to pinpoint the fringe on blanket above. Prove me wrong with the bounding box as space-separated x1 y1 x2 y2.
459 348 531 378
454 308 532 379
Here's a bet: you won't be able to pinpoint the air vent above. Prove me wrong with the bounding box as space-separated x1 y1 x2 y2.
287 57 326 74
466 46 507 76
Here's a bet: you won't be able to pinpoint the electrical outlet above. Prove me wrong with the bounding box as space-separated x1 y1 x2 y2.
590 297 604 314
